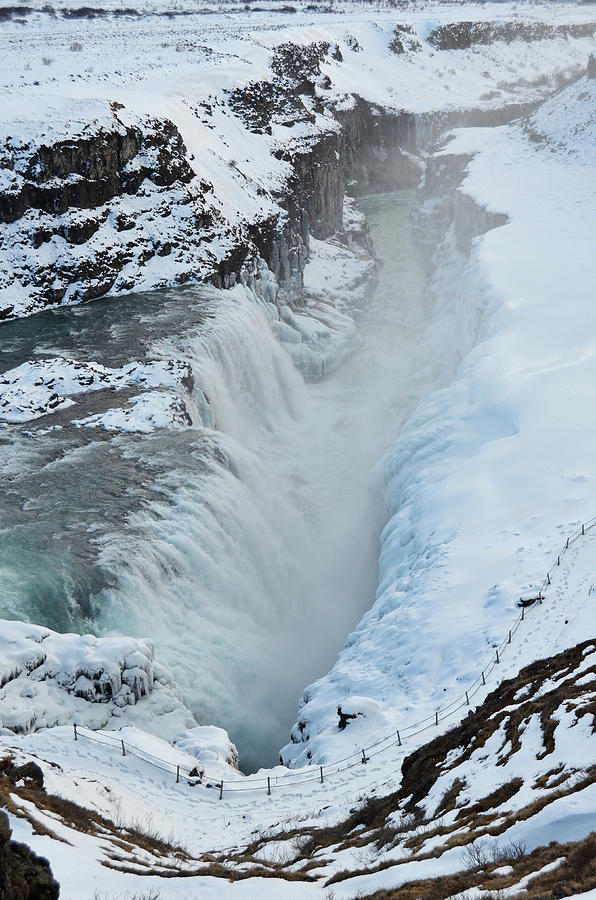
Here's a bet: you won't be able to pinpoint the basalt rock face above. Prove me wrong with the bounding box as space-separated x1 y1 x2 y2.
428 19 595 51
242 102 424 306
228 41 334 138
229 37 532 304
412 151 508 269
0 103 216 320
227 44 428 305
0 809 60 899
0 30 554 322
0 114 194 223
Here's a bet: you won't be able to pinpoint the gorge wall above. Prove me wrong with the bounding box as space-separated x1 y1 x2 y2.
1 11 593 322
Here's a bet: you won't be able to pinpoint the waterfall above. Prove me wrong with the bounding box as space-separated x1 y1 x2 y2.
0 190 429 772
92 288 378 770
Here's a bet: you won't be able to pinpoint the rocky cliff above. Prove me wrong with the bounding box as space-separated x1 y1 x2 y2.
0 103 218 319
2 12 592 322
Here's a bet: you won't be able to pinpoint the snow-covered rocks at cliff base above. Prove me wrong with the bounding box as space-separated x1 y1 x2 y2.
0 619 199 739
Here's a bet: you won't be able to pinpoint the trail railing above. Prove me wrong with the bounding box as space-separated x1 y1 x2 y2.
50 519 596 798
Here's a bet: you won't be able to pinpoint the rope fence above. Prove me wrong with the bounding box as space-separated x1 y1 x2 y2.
22 519 596 799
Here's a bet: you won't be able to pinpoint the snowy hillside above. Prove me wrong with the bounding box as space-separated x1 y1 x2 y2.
0 2 594 316
284 69 596 767
1 2 596 898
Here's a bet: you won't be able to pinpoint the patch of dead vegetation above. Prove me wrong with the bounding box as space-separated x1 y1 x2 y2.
355 831 596 899
230 640 596 885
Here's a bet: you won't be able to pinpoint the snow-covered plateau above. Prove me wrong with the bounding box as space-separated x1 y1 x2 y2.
1 1 596 897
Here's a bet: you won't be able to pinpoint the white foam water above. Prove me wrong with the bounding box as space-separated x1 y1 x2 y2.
92 190 432 770
0 190 433 772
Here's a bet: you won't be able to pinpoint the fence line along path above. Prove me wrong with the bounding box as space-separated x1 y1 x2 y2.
64 519 596 798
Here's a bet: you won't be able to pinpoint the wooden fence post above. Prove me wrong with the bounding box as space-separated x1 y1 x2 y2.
435 711 439 726
465 691 469 705
482 671 486 685
361 749 368 764
397 729 401 746
267 777 271 796
496 649 500 664
73 723 78 742
121 739 126 757
219 780 223 800
320 766 324 784
176 765 179 784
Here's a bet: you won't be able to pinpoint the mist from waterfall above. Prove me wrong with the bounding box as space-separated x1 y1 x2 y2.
0 190 431 772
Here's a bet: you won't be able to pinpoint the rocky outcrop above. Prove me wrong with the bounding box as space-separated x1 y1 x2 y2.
3 22 589 322
388 23 421 56
0 110 195 223
0 103 216 319
225 43 428 305
428 19 595 51
0 810 60 899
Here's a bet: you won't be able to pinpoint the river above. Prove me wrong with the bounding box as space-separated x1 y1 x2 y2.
0 188 431 771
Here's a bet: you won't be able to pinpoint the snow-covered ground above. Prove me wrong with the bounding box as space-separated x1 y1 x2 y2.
1 0 594 316
1 2 596 897
284 68 596 768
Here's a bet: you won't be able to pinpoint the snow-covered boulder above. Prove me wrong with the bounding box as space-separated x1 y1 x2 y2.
173 724 240 770
0 619 197 740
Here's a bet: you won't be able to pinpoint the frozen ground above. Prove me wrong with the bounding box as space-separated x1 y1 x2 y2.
285 70 596 765
1 2 596 897
1 0 594 315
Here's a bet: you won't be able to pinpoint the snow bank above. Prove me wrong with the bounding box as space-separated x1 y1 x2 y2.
0 356 191 424
72 390 192 433
174 724 239 770
283 74 596 765
0 619 197 738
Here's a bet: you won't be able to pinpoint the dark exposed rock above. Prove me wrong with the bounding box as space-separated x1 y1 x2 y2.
228 41 332 136
270 40 330 88
229 79 314 135
337 705 361 731
389 23 421 55
3 761 45 789
428 20 595 51
400 640 596 810
0 106 216 315
0 809 60 899
0 117 194 225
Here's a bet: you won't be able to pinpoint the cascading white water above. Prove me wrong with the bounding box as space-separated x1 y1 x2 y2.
91 190 430 771
0 189 432 772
